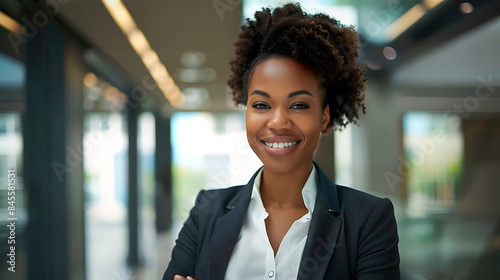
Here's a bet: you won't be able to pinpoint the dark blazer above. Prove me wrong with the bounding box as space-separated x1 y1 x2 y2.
163 163 400 280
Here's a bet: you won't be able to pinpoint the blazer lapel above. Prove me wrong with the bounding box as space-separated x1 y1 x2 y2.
297 163 342 280
207 168 260 280
206 164 340 279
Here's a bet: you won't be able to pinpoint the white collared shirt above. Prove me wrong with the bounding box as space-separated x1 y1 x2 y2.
225 166 318 280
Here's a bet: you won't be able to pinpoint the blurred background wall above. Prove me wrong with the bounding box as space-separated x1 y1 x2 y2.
0 0 499 279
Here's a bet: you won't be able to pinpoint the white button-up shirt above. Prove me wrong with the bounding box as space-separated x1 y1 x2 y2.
225 166 318 280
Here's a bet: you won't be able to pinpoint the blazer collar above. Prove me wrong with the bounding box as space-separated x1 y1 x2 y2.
297 162 342 279
313 162 340 213
206 167 260 279
226 165 262 209
207 163 341 280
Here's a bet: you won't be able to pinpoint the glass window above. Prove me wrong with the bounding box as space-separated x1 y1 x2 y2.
137 111 157 279
83 73 129 280
400 111 500 279
170 112 262 234
403 112 463 216
334 125 353 187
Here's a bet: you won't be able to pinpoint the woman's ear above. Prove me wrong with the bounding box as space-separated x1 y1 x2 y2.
321 104 330 133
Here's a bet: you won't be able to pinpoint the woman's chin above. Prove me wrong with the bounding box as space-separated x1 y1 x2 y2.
261 158 310 175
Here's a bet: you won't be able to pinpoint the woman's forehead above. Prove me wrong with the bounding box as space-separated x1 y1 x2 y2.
247 57 323 98
252 57 318 83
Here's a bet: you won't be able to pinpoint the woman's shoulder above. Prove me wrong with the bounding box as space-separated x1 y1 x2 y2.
330 185 397 237
192 184 248 210
333 184 395 213
200 184 246 199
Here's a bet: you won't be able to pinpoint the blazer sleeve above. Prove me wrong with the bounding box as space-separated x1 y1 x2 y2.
162 190 205 280
356 198 400 280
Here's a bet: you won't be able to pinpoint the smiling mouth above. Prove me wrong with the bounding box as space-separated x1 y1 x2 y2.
263 141 298 149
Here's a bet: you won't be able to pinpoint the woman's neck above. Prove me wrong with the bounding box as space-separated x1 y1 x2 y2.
259 163 313 209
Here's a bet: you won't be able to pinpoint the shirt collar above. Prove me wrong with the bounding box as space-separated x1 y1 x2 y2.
251 165 318 215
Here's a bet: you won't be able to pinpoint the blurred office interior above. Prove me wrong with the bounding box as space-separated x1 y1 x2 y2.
0 0 499 279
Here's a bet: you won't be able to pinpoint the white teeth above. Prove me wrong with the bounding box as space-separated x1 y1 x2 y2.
264 142 298 149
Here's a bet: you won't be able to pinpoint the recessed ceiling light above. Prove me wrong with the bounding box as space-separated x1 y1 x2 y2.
175 68 217 83
383 46 397 60
459 3 474 14
182 87 210 109
84 73 98 88
180 51 206 68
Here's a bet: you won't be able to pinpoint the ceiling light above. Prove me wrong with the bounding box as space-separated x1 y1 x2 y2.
180 51 207 68
459 3 474 14
384 4 427 41
151 64 169 82
140 49 161 68
83 72 98 88
102 0 184 108
202 68 217 82
182 87 210 109
175 68 217 83
0 11 22 36
366 61 382 70
101 0 135 33
127 29 150 55
383 46 397 60
423 0 446 10
103 85 127 108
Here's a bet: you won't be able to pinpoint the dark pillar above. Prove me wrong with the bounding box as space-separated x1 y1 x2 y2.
314 133 335 182
127 101 140 266
25 23 85 280
154 113 173 232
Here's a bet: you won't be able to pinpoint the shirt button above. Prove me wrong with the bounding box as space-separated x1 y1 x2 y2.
268 270 274 278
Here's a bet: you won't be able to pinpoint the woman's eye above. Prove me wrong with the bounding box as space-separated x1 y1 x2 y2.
291 103 310 109
252 103 270 109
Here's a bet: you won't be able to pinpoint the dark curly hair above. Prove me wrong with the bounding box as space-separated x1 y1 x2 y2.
228 3 367 130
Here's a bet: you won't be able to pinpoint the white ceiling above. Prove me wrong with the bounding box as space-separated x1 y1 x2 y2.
59 0 243 111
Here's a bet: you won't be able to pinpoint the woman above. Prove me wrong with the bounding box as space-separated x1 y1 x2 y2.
164 3 400 280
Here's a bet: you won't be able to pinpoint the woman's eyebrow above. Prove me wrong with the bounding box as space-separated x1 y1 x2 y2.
288 90 313 98
250 90 270 97
249 89 313 98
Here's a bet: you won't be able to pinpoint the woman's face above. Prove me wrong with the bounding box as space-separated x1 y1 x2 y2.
246 56 330 174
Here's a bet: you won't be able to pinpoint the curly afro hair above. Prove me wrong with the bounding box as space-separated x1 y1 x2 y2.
228 3 367 130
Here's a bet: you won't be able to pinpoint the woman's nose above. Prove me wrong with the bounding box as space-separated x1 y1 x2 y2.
267 108 292 130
